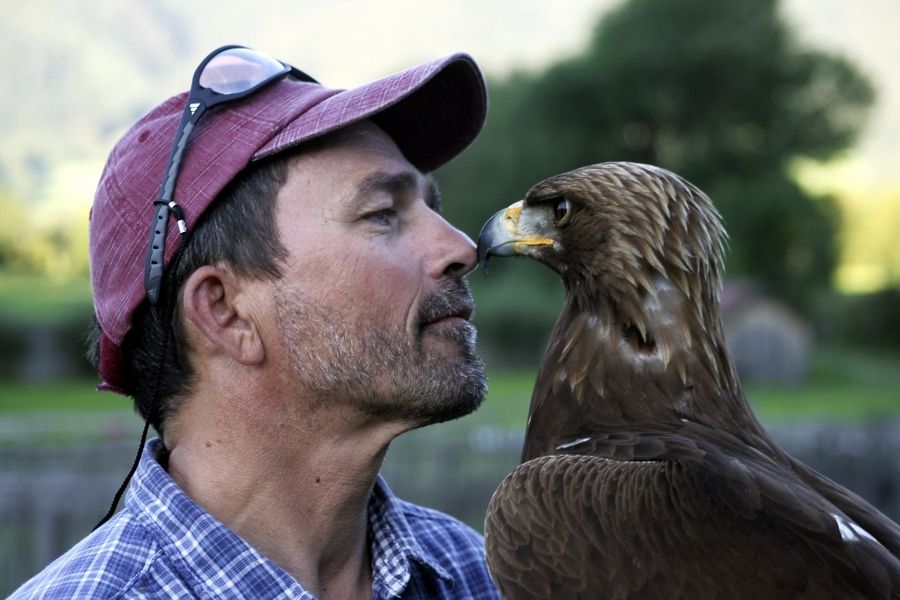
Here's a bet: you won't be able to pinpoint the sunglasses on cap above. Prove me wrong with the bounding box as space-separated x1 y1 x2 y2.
96 45 318 531
144 45 317 306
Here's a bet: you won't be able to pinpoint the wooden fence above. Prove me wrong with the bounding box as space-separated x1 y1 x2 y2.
3 417 900 595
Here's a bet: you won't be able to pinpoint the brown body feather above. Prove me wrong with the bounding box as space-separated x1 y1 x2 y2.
478 162 900 599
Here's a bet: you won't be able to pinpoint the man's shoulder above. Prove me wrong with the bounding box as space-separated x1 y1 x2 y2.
395 499 501 597
396 498 485 549
9 511 160 599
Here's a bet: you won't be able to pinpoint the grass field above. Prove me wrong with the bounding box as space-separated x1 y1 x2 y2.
482 372 900 429
1 272 896 426
0 379 127 413
2 346 897 430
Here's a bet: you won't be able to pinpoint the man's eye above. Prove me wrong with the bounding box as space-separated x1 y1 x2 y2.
366 208 396 226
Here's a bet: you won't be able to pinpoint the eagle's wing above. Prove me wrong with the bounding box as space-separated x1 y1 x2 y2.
793 458 900 558
485 431 900 600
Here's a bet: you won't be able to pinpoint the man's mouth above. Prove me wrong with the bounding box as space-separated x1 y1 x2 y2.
415 281 477 339
423 304 474 327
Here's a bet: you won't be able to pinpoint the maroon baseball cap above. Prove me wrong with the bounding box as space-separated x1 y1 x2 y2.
90 52 487 394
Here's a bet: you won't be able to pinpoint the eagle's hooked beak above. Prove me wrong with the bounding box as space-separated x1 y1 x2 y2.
476 200 555 272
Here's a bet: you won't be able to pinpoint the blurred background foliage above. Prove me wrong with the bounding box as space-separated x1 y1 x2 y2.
440 0 871 320
0 0 897 376
432 0 898 359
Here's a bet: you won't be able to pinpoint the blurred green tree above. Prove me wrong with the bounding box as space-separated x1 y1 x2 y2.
438 0 873 330
0 188 27 269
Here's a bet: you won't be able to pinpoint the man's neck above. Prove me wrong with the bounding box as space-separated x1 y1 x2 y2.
164 384 407 600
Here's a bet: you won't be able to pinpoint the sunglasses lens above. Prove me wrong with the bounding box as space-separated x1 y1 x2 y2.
198 47 287 95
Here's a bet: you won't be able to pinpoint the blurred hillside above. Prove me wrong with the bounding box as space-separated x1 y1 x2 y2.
0 0 613 202
0 0 898 361
0 0 898 289
1 0 898 191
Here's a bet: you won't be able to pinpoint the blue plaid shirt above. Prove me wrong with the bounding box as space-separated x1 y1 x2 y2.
12 439 500 599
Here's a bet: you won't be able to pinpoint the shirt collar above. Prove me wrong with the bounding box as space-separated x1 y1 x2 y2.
126 438 452 599
368 477 453 596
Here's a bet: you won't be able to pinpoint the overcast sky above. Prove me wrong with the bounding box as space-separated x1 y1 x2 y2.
152 0 900 182
3 0 897 180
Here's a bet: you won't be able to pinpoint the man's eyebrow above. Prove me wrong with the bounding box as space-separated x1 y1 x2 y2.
353 170 442 212
425 176 442 213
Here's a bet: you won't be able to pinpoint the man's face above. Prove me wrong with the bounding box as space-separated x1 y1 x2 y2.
268 121 486 427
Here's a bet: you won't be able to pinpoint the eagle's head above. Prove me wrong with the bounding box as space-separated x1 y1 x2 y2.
478 162 733 390
478 161 726 293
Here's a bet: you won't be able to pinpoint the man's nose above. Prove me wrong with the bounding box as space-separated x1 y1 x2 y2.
431 216 478 279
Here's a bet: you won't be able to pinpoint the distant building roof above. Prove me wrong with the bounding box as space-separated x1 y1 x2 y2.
720 281 811 383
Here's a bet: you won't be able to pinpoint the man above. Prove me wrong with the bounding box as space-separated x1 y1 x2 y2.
12 46 499 599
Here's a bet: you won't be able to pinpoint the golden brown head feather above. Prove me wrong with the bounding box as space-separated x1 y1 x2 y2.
478 162 755 458
522 163 728 373
526 163 725 305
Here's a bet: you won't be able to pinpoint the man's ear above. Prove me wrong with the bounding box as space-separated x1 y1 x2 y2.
180 265 265 366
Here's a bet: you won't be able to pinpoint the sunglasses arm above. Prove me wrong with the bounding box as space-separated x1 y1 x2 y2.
143 101 206 305
160 102 207 203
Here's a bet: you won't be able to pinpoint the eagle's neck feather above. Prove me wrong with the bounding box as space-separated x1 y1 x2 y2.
522 275 766 462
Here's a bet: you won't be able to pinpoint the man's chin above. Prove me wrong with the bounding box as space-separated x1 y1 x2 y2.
423 358 487 424
392 349 487 429
409 386 486 428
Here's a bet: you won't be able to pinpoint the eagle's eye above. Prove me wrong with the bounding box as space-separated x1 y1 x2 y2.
554 198 572 224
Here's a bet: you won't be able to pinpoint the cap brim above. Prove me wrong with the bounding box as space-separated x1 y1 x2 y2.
253 53 487 173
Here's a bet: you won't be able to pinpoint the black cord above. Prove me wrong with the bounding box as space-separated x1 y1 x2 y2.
92 303 170 531
93 281 180 531
92 223 190 531
93 419 150 530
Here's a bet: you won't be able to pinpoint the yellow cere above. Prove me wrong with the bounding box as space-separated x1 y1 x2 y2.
502 201 524 231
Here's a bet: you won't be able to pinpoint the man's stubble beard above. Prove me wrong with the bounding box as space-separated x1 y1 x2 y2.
273 280 487 427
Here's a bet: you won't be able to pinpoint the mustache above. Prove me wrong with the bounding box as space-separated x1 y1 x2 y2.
416 279 476 329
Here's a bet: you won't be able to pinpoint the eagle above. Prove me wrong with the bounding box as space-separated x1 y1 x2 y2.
476 162 900 599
